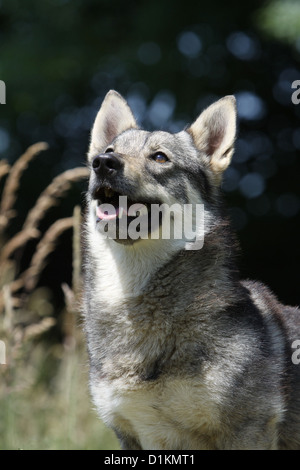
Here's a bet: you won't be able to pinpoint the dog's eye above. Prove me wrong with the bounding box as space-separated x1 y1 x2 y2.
105 148 114 153
152 152 169 163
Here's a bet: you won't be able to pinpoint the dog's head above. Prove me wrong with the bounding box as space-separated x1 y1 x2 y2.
87 90 236 246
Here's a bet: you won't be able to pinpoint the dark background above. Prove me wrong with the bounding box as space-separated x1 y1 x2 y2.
0 0 299 307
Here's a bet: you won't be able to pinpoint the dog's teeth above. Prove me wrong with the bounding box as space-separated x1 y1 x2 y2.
104 188 114 198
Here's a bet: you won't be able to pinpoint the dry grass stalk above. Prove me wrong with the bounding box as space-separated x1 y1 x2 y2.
0 166 88 285
23 317 56 342
0 259 16 287
2 284 13 333
23 217 74 292
0 142 90 405
0 279 21 314
61 205 82 314
0 160 10 182
72 205 82 296
0 227 40 263
23 167 89 231
0 142 48 231
61 282 76 314
61 206 83 347
0 143 88 374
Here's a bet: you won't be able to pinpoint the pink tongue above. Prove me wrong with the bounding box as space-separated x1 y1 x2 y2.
97 205 120 220
96 202 145 221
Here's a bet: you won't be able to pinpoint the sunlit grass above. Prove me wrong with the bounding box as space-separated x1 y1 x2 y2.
0 145 119 450
0 334 120 450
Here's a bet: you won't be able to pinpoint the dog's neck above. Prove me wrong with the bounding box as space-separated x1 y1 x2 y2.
85 217 239 309
85 233 184 302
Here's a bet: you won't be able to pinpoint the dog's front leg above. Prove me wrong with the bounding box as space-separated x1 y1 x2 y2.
114 429 143 450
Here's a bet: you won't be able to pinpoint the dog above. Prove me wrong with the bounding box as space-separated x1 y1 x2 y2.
82 90 300 450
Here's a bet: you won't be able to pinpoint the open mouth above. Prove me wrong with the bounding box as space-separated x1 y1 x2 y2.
92 185 160 243
93 186 151 221
90 185 202 246
91 185 164 243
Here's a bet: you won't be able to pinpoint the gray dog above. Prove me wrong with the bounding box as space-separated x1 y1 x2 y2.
83 90 300 450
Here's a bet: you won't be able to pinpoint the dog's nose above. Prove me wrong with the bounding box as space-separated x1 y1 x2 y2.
92 153 123 178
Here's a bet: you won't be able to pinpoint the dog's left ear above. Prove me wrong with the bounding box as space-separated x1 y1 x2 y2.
187 96 236 185
88 90 138 160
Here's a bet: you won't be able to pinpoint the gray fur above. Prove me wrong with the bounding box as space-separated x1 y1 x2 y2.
82 91 300 450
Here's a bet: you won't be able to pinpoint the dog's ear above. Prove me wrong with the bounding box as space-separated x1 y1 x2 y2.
88 90 138 159
187 96 236 185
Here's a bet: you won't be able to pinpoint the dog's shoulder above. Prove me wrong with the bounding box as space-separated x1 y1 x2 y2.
241 279 299 325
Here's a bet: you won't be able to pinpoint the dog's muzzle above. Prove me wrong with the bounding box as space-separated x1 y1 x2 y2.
92 153 123 179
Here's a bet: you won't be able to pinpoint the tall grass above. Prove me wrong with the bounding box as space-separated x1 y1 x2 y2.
0 144 119 450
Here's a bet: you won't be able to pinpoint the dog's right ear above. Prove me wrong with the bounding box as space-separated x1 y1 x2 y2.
88 90 138 160
187 96 236 185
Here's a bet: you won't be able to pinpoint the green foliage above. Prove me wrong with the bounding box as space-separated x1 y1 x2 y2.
256 0 300 44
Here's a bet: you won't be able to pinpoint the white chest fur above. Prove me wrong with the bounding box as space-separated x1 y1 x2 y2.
90 375 220 450
86 209 184 304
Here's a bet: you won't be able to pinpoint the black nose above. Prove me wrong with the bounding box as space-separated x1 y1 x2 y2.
92 153 123 178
